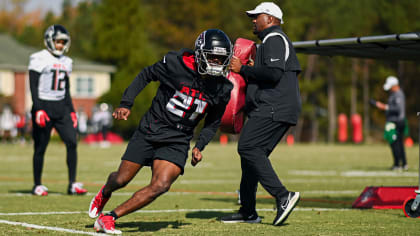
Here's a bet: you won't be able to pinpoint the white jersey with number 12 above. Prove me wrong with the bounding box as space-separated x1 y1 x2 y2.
28 49 73 101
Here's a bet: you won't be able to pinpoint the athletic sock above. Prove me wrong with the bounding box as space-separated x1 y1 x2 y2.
106 210 118 220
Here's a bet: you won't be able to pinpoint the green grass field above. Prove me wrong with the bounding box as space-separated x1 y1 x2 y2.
0 142 419 235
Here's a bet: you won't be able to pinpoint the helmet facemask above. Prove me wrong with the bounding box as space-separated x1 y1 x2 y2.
194 29 233 77
44 25 71 57
196 47 232 77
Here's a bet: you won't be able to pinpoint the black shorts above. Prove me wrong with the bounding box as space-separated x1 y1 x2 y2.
121 129 190 174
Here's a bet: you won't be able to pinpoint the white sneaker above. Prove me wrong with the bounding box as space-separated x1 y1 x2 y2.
32 185 48 196
68 182 88 195
100 141 111 148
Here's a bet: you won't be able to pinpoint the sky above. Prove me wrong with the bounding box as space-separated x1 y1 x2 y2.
0 0 85 16
23 0 64 15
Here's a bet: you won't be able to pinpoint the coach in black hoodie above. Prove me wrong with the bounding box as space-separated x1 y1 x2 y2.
222 2 301 226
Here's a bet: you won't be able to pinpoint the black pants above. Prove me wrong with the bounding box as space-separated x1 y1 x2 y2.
238 115 289 214
101 125 109 140
390 121 406 167
32 112 78 186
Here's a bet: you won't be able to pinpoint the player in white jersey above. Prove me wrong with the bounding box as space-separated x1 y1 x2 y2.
28 24 87 196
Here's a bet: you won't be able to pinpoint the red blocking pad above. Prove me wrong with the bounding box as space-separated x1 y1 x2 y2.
83 132 124 144
220 38 256 134
352 186 418 209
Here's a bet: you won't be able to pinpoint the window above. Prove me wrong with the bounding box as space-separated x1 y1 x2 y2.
76 77 94 97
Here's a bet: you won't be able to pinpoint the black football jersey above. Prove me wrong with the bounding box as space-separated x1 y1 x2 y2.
120 49 233 150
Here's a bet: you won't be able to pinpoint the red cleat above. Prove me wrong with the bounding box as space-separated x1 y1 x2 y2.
89 185 110 218
94 213 121 234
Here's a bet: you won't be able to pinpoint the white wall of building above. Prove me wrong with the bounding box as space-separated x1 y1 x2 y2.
70 71 111 98
0 70 15 96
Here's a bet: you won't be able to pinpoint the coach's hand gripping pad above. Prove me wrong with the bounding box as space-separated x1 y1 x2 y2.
220 38 256 134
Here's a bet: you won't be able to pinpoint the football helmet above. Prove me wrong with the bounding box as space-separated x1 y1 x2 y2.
194 29 233 77
44 24 71 56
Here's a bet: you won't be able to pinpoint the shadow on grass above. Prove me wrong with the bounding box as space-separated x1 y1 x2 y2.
354 165 395 171
85 221 191 233
299 196 355 208
199 197 275 205
185 210 266 221
199 196 355 209
185 210 224 219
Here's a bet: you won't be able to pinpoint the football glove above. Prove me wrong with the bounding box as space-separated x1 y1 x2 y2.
35 110 50 128
70 112 77 128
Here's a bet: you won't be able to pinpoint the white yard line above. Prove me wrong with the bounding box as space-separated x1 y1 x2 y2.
0 192 227 197
341 170 418 177
302 190 358 195
0 211 83 216
0 219 103 235
289 170 338 176
91 180 241 185
0 189 359 197
289 170 418 177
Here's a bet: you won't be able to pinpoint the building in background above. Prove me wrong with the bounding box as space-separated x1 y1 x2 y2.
0 33 115 118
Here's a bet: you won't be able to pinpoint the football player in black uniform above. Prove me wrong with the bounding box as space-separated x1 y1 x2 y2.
28 25 87 196
88 29 233 234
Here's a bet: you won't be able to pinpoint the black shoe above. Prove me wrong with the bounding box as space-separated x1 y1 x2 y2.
273 192 300 226
221 210 261 223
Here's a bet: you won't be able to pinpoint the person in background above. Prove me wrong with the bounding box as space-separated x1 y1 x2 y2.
28 24 87 196
373 76 407 171
16 111 27 144
76 107 88 140
92 103 113 147
0 105 17 143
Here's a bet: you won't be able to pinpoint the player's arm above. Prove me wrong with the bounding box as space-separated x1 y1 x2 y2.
191 102 229 166
64 75 75 112
29 70 51 127
115 62 163 120
194 101 229 152
29 70 42 111
375 101 387 110
64 74 78 127
191 81 232 166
